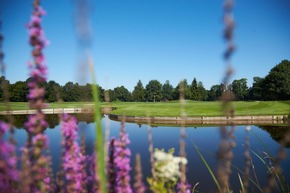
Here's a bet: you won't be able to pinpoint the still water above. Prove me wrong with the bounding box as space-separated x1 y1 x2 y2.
7 114 290 192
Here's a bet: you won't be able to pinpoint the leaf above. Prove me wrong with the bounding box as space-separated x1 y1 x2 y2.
89 54 107 193
193 144 222 193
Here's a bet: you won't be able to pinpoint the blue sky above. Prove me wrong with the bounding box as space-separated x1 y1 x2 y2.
1 0 289 91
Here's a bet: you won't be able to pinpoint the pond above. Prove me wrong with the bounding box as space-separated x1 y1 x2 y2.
5 114 290 193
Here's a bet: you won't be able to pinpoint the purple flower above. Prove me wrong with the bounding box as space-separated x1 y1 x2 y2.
177 182 192 193
25 1 48 109
87 153 98 192
0 122 19 193
107 122 132 193
60 114 87 192
32 133 48 148
25 114 48 134
21 2 51 192
37 6 47 16
0 121 9 134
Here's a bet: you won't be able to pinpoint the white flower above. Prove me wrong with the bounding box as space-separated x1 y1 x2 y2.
154 149 188 182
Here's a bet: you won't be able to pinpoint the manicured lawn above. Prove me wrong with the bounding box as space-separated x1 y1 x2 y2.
1 101 289 117
108 101 290 117
0 102 94 110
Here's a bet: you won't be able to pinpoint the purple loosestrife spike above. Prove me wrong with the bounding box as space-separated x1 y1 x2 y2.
114 121 132 193
60 114 87 193
22 2 51 192
0 122 19 193
26 3 48 110
88 153 98 193
134 153 146 193
108 137 117 193
177 182 191 193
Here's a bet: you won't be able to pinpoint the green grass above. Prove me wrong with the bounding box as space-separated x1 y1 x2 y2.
1 101 289 117
0 102 94 110
108 101 290 117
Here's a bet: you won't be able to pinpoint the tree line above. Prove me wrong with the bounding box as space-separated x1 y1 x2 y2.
1 60 289 102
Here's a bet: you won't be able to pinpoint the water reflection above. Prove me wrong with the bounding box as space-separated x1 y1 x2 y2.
1 114 290 192
258 125 290 148
0 113 96 128
2 114 290 148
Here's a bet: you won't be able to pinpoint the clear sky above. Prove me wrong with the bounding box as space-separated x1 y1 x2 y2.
0 0 289 91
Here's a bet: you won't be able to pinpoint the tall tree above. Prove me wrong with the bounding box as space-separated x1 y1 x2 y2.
161 80 173 101
145 80 162 102
81 83 93 102
114 86 131 102
9 81 28 102
107 89 117 102
173 79 191 100
190 78 198 100
248 77 264 100
61 82 81 102
0 76 10 102
263 60 290 100
197 81 207 101
132 80 145 102
45 80 61 102
207 84 223 101
230 78 248 100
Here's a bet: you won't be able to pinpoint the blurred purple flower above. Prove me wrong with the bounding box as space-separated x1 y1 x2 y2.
32 133 48 149
108 122 132 193
26 2 48 110
37 6 47 16
177 182 191 193
0 121 9 134
87 153 98 192
60 114 87 192
24 114 47 134
0 122 19 193
21 2 52 192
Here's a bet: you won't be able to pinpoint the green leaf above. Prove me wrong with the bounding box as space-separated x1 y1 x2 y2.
193 144 222 193
89 56 107 193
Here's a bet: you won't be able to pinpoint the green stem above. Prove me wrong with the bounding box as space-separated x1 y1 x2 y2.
193 144 222 193
89 56 107 193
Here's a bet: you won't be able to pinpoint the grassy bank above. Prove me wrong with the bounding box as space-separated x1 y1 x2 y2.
109 101 290 117
0 102 94 111
1 101 289 117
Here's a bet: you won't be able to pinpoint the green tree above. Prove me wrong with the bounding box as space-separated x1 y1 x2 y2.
173 79 191 100
197 81 207 101
248 77 264 100
263 60 290 100
145 80 162 102
132 80 145 102
9 81 28 102
90 84 104 102
107 89 117 102
114 86 131 102
45 80 61 102
230 78 248 100
162 80 173 101
61 82 81 102
80 83 93 102
207 84 223 101
0 76 10 102
190 78 199 100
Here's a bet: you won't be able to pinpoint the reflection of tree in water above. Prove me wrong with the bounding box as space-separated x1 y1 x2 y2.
0 113 96 129
0 115 27 129
46 113 96 127
258 125 290 148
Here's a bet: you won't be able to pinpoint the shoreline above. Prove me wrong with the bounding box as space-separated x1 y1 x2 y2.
0 107 288 125
0 107 112 115
108 114 289 126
